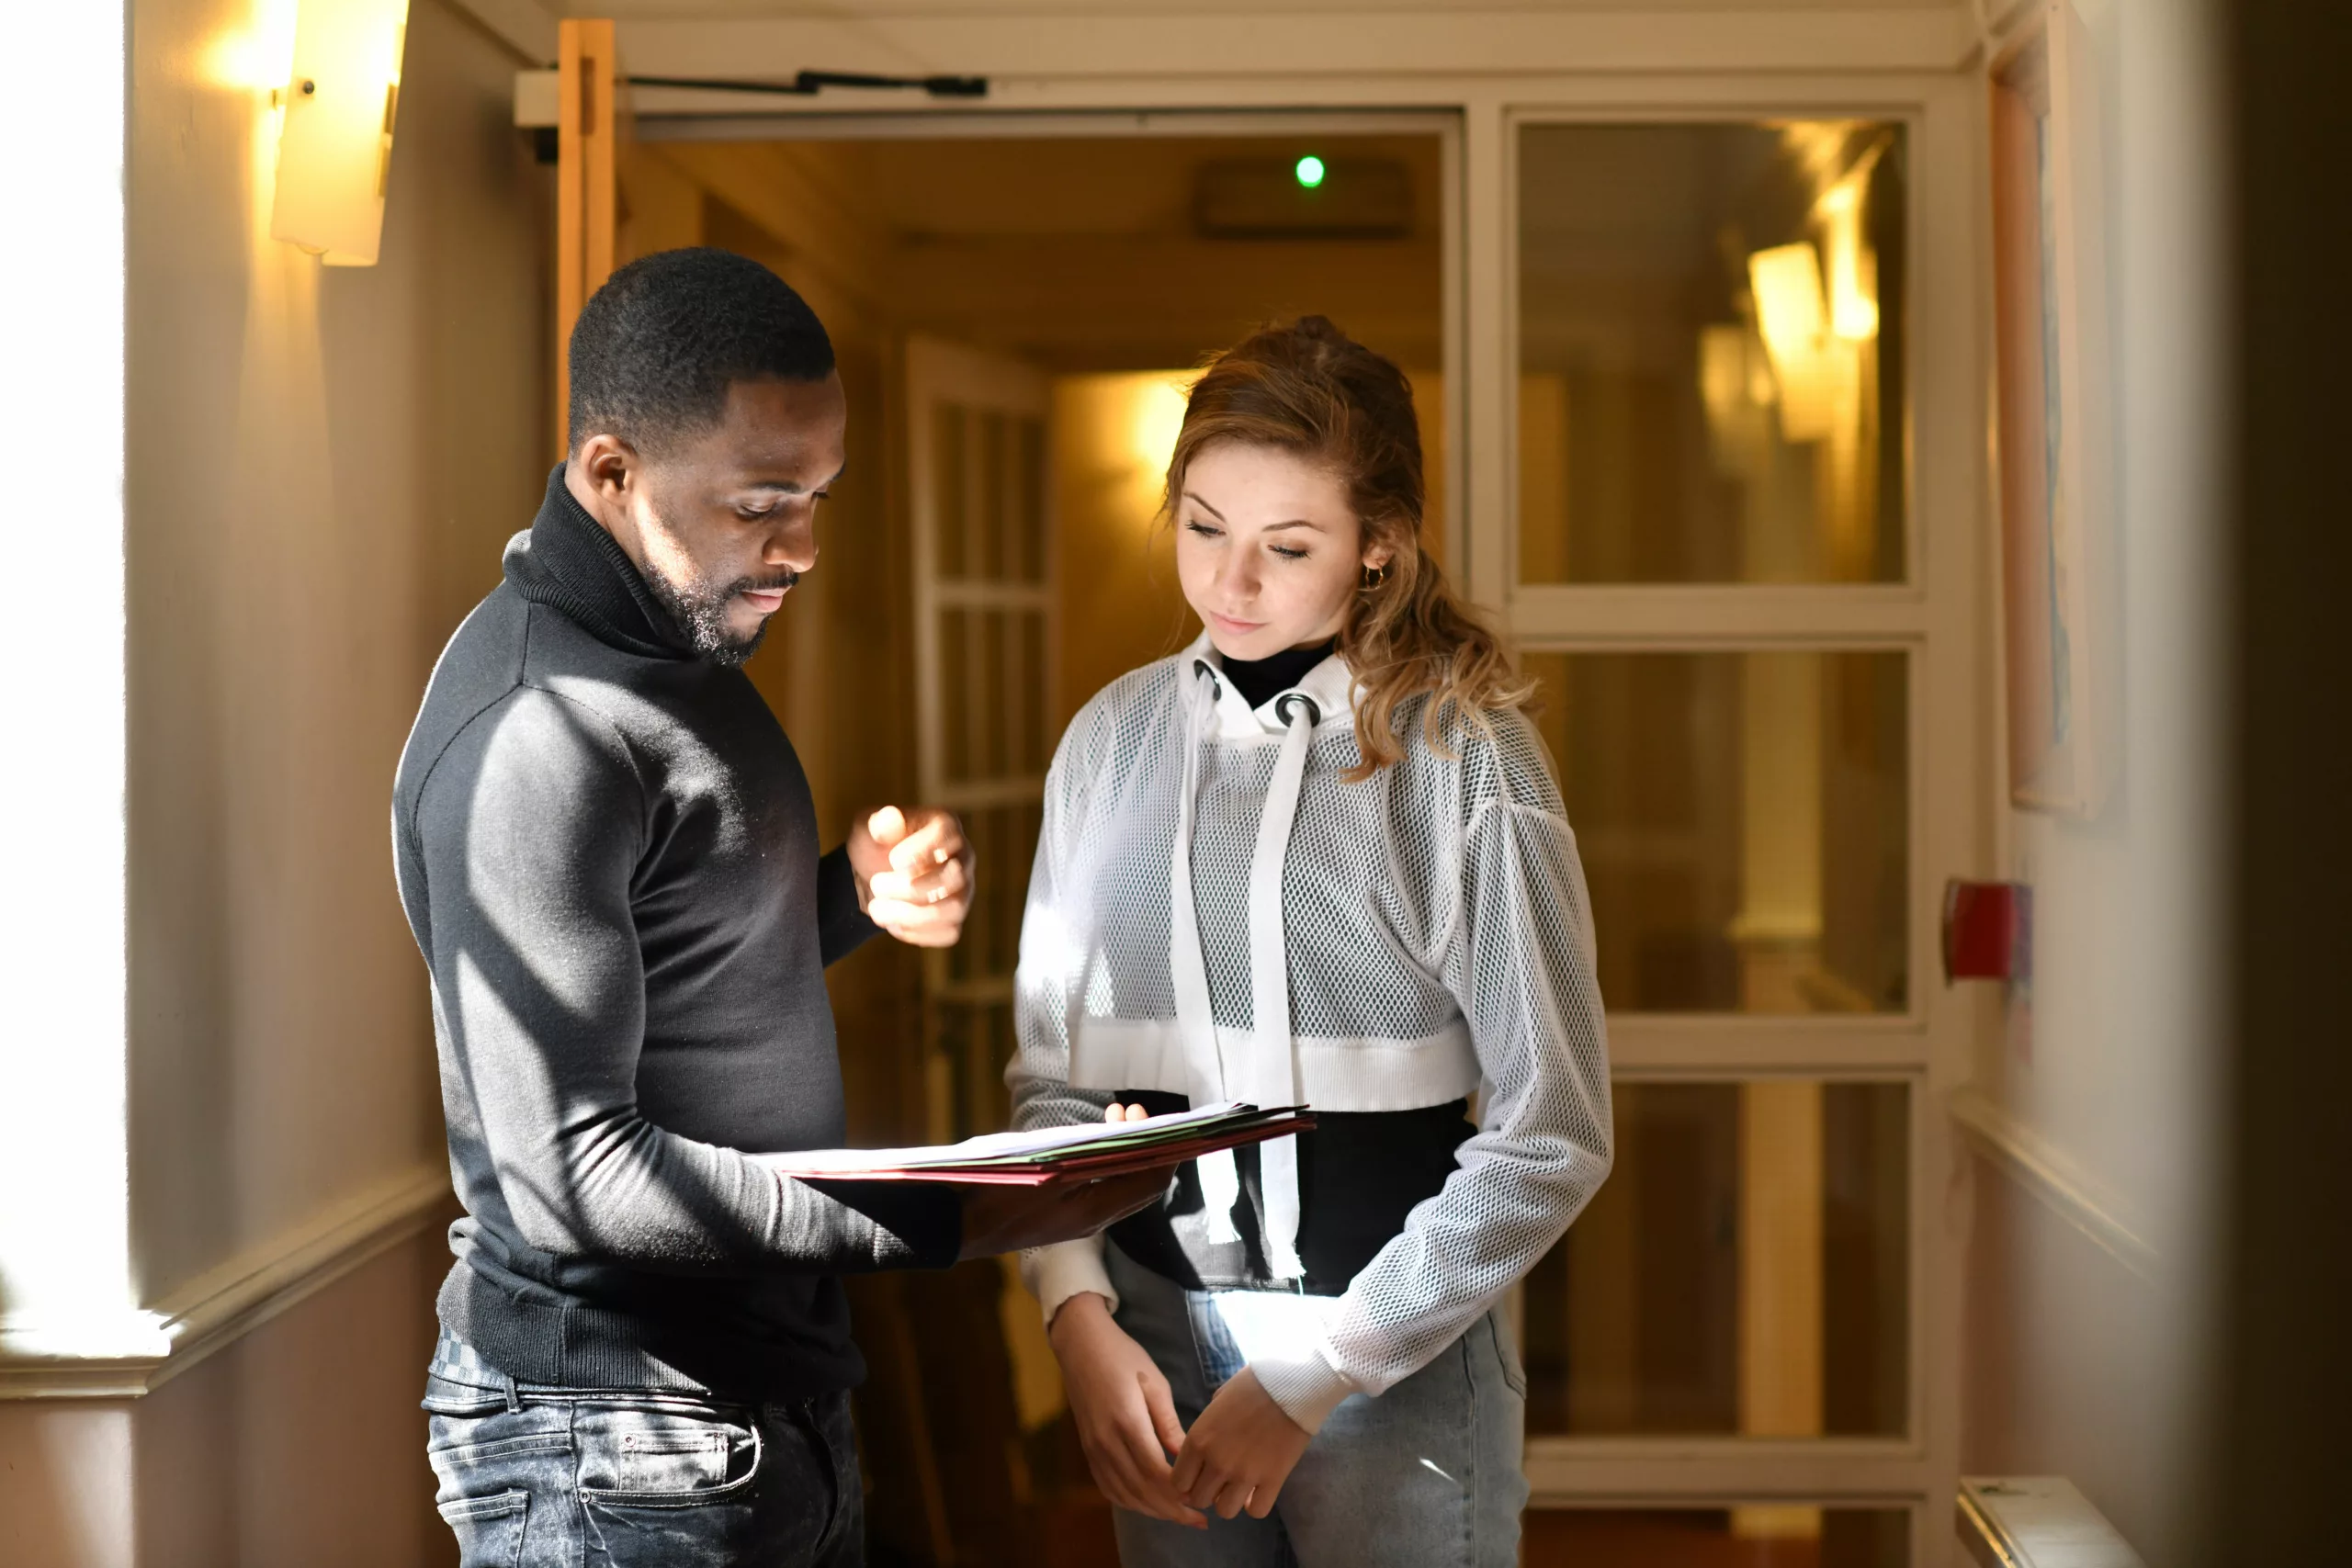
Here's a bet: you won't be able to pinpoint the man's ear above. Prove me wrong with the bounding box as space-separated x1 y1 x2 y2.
572 433 641 501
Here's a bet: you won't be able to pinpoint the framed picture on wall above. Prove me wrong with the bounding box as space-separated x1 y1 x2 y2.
1989 0 2117 817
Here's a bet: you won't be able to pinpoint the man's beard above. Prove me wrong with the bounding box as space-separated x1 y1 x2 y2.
643 559 798 667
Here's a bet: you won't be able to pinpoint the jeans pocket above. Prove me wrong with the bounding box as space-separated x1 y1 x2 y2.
575 1404 762 1506
435 1490 529 1568
1488 1314 1529 1400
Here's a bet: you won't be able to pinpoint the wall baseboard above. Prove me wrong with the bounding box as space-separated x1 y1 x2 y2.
1950 1088 2161 1283
0 1166 453 1400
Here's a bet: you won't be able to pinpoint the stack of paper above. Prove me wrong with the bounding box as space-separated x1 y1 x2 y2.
760 1102 1314 1187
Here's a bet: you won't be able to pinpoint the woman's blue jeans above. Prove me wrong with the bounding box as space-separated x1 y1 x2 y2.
1104 1244 1530 1568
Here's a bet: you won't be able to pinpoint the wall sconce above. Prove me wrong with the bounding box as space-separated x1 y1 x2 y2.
1817 174 1880 342
1747 203 1880 446
269 0 410 265
1748 241 1841 441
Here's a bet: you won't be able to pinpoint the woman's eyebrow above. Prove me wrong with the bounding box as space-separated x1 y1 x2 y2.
1183 492 1325 533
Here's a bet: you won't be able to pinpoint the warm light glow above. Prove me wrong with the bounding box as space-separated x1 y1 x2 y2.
1750 243 1828 440
1699 323 1778 480
1700 324 1752 416
1750 242 1826 355
1819 172 1880 342
1129 375 1194 478
270 0 410 266
1295 154 1327 189
202 0 300 93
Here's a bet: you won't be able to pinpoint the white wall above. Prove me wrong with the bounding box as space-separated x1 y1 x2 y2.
0 1232 452 1568
127 0 547 1298
0 0 548 1559
1962 0 2227 1560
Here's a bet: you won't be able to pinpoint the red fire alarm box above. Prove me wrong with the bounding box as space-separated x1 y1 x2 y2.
1943 880 2031 984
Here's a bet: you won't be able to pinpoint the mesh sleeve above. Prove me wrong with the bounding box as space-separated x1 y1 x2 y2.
1260 718 1614 1428
1008 699 1124 1321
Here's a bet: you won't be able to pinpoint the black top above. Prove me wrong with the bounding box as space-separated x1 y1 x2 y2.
391 467 961 1399
1218 637 1337 710
1109 1093 1476 1295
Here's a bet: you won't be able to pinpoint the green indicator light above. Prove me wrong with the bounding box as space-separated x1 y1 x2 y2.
1295 154 1327 189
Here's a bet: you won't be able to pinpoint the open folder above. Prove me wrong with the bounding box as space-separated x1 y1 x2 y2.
758 1102 1315 1187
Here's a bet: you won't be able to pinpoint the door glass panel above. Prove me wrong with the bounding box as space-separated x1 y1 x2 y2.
1013 414 1047 584
1517 122 1907 583
933 403 967 579
976 609 1008 776
1521 1080 1908 1438
1524 650 1907 1014
934 999 1017 1140
940 607 971 782
1018 614 1048 772
973 408 1006 581
944 801 1040 989
1525 1507 1908 1568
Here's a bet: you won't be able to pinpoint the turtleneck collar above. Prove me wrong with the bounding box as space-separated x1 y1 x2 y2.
1216 637 1338 712
503 465 697 660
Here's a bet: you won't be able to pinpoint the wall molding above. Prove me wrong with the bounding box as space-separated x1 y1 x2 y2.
465 6 1980 89
1950 1088 2161 1284
0 1166 453 1400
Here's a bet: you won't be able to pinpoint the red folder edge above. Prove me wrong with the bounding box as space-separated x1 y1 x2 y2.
787 1112 1317 1188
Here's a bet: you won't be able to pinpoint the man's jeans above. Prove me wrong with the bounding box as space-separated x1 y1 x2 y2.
422 1334 861 1568
1104 1245 1530 1568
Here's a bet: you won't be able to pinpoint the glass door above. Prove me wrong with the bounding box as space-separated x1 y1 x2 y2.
1498 111 1962 1566
907 335 1057 1146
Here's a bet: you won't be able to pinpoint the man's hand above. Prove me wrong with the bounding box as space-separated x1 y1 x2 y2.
956 1169 1168 1261
848 806 973 947
1171 1368 1314 1521
1049 1293 1207 1529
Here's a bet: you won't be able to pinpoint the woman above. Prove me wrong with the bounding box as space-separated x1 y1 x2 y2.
1009 317 1611 1566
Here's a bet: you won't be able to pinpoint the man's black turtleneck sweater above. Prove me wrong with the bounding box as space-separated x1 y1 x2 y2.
392 468 961 1400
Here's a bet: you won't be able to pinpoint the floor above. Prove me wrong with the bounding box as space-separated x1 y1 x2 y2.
1031 1494 1840 1567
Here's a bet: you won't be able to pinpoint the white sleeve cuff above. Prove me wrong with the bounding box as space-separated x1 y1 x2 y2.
1250 1347 1359 1436
1021 1237 1118 1328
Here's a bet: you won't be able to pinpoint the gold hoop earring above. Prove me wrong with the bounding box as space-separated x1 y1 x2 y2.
1361 562 1390 592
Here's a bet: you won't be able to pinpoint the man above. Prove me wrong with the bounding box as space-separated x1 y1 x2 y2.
392 248 1156 1565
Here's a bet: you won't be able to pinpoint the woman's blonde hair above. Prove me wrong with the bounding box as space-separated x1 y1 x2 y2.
1164 316 1532 781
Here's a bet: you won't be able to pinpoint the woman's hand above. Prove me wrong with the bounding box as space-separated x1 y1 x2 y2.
1048 1292 1207 1529
1171 1367 1313 1520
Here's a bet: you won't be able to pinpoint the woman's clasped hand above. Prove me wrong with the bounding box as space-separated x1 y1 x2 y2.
1049 1104 1315 1529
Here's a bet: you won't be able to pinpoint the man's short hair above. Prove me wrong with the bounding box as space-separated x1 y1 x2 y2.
568 248 836 456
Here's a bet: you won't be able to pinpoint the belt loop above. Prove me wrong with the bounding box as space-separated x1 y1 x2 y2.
501 1369 522 1414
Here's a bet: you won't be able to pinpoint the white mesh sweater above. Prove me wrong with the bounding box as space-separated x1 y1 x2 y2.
1011 633 1613 1434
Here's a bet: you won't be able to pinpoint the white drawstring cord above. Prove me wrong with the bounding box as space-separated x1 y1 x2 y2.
1166 660 1317 1273
1248 695 1317 1280
1170 663 1243 1242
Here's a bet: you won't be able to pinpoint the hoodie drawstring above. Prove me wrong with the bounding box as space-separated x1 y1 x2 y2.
1169 667 1242 1241
1249 694 1317 1280
1168 660 1317 1275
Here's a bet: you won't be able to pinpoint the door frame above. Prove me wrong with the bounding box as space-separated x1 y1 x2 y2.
617 67 1987 1567
639 107 1470 592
